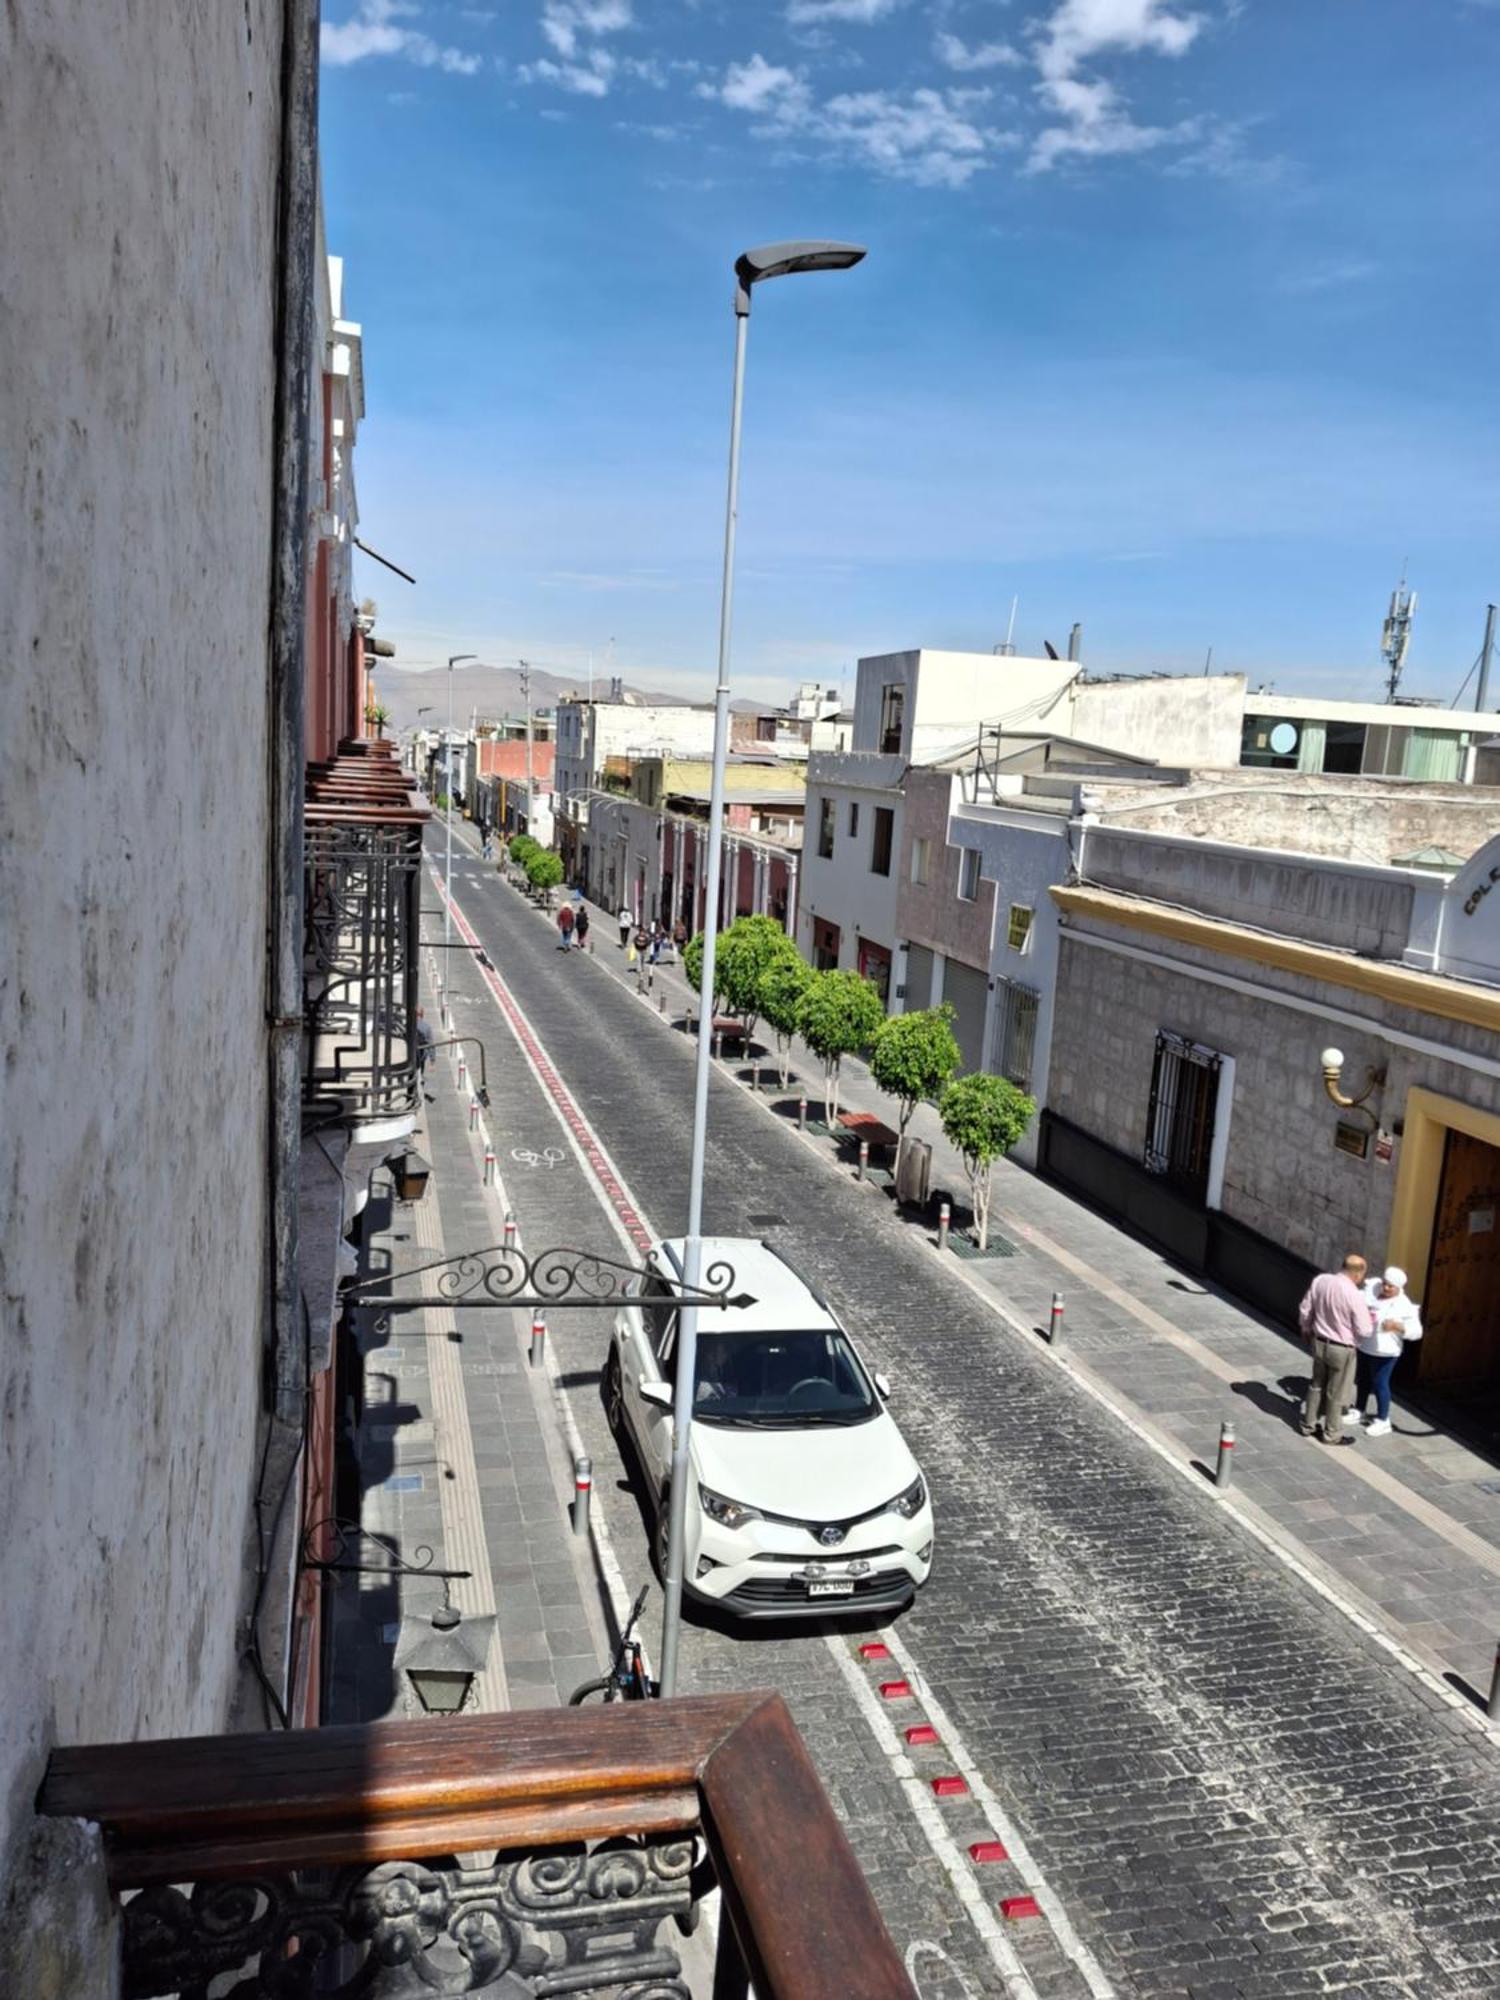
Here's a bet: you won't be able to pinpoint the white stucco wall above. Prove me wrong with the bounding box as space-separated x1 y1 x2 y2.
799 773 904 985
852 649 1076 761
1065 674 1245 767
0 0 285 1930
952 804 1071 1168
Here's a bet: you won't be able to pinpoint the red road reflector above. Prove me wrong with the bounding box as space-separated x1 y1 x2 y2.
859 1642 892 1661
879 1680 913 1701
969 1840 1008 1864
1001 1895 1042 1923
905 1724 939 1747
931 1775 969 1798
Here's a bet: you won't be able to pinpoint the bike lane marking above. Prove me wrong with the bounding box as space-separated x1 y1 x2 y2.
435 870 1109 1998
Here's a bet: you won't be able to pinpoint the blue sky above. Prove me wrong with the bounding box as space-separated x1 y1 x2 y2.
321 1 1498 707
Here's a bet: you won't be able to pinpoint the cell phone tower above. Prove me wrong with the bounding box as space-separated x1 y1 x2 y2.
1381 570 1417 703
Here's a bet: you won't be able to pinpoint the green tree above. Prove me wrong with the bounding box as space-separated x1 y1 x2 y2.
681 930 718 1010
759 949 814 1091
526 848 563 899
716 916 794 1048
796 969 884 1127
938 1073 1035 1251
870 1006 961 1148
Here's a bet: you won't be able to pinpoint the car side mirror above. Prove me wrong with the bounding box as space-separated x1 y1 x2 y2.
874 1372 892 1400
639 1380 673 1410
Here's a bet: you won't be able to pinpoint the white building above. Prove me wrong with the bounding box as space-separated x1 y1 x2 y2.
800 648 1079 988
554 695 718 879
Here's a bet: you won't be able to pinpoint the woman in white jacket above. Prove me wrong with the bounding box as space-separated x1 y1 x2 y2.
1349 1265 1422 1437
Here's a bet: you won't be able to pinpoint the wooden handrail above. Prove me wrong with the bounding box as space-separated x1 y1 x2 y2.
40 1692 915 2000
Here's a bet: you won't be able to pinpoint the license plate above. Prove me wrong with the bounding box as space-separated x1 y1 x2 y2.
807 1579 855 1597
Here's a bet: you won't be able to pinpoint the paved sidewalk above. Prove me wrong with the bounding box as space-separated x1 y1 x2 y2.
326 983 612 1721
470 841 1500 1712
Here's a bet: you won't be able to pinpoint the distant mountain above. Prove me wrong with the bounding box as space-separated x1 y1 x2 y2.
373 662 694 733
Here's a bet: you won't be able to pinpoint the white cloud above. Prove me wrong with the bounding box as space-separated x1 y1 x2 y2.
1027 0 1202 170
935 30 1024 72
787 0 904 21
713 53 809 115
703 55 1005 188
322 0 482 73
540 0 632 59
526 0 633 94
1034 0 1203 82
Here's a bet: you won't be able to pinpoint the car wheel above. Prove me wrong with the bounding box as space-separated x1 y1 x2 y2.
603 1346 625 1434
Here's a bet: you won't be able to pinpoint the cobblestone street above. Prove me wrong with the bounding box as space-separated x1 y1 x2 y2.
424 840 1500 1999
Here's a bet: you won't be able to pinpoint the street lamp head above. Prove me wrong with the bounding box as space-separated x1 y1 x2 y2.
733 240 867 315
1320 1047 1345 1075
448 653 478 669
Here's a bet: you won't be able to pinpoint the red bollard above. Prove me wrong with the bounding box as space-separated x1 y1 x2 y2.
1048 1291 1064 1344
456 1057 467 1094
857 1138 870 1182
468 1096 479 1131
503 1212 517 1250
937 1201 950 1253
529 1314 546 1367
483 1147 496 1186
1216 1421 1235 1488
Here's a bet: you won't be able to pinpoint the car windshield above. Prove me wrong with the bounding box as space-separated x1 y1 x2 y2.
692 1328 879 1427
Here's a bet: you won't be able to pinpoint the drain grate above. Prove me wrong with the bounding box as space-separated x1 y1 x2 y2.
746 1213 788 1228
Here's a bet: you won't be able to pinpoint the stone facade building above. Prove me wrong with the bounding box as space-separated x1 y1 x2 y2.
1043 819 1500 1438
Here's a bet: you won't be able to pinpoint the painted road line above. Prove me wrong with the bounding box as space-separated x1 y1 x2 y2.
876 1625 1114 1999
433 870 1103 1990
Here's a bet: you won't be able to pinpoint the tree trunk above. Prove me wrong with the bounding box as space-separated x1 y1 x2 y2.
824 1055 840 1127
972 1163 992 1251
777 1032 792 1092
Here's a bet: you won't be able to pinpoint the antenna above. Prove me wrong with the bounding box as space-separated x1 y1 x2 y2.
993 596 1019 656
1380 567 1417 703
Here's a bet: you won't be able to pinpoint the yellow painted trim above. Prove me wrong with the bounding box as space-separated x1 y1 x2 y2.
1387 1087 1500 1301
1051 885 1500 1035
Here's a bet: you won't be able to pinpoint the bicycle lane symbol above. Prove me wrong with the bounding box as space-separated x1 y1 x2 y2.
510 1146 567 1171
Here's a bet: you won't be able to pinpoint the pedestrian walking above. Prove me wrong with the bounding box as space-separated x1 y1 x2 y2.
1347 1266 1422 1436
648 919 664 965
557 903 575 951
618 904 633 949
573 902 590 950
1298 1252 1368 1443
415 1005 434 1076
672 917 688 954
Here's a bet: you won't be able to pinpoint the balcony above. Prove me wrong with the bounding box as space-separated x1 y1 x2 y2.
39 1694 914 1999
304 740 430 1135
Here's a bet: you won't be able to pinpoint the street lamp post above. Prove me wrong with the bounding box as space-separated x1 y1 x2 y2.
444 655 477 957
658 241 866 1697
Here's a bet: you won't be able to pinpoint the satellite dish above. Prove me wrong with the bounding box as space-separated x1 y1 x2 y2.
1269 722 1299 755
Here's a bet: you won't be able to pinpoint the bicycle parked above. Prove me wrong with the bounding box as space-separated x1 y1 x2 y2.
568 1584 657 1704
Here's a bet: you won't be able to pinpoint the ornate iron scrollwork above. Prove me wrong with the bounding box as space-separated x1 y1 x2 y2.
344 1244 753 1314
121 1839 696 1999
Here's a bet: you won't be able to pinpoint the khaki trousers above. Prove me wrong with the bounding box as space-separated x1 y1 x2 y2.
1303 1338 1357 1436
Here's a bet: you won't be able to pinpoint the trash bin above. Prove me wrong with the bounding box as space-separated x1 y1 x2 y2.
895 1136 931 1209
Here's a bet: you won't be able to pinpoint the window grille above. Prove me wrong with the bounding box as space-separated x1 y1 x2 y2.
1144 1029 1221 1200
991 980 1039 1092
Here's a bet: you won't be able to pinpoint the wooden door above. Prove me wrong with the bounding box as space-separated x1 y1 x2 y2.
1420 1130 1500 1391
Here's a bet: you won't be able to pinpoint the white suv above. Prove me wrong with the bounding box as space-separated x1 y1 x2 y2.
604 1236 934 1619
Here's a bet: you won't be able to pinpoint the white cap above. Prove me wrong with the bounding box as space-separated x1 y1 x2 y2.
1383 1265 1407 1289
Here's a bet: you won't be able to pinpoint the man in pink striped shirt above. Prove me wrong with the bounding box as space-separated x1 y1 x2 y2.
1298 1252 1369 1444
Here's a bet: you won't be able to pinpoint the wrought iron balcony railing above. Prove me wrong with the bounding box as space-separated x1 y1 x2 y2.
40 1692 915 1999
304 741 430 1130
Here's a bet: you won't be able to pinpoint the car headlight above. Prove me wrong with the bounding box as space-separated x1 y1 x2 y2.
698 1484 763 1531
890 1475 926 1519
